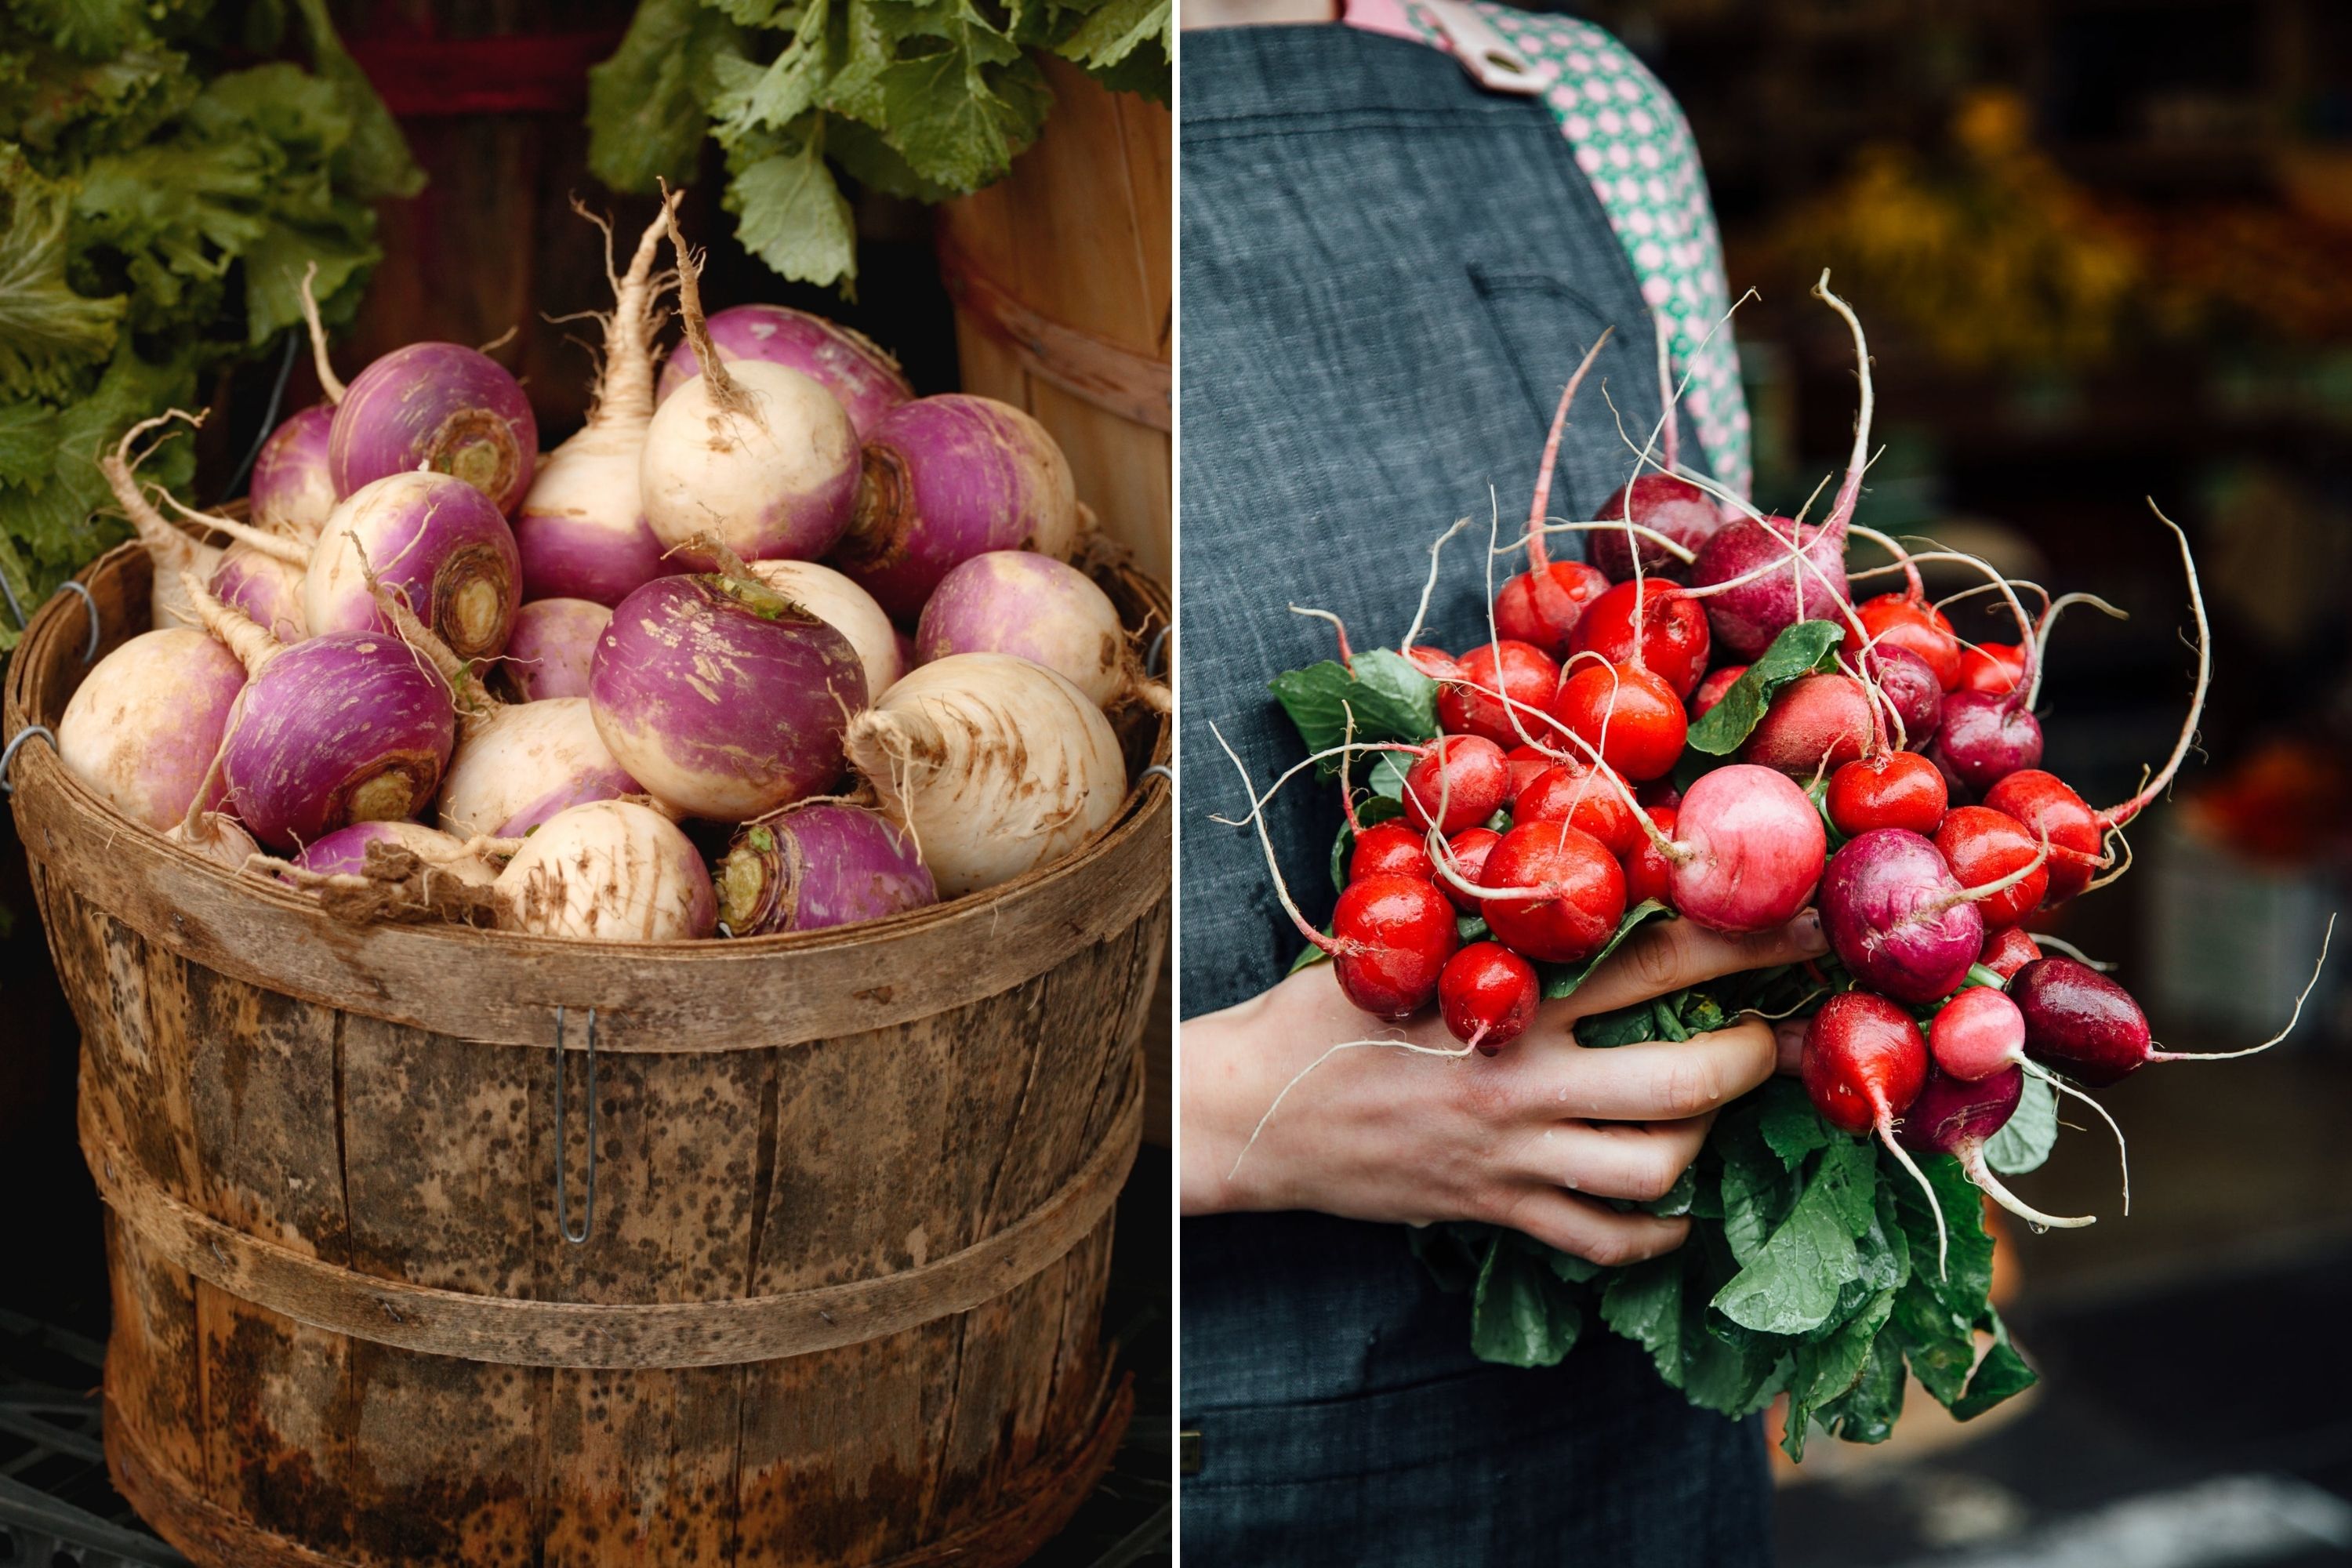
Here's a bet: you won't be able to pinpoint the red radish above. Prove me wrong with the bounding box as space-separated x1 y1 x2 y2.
1802 991 1947 1273
1929 986 2027 1082
1494 560 1611 659
1436 640 1560 747
1979 924 2042 981
1635 764 1827 934
1827 750 1947 837
56 627 246 831
1472 820 1626 964
303 472 523 662
1624 805 1678 907
1501 744 1554 804
1897 1065 2094 1230
499 598 612 701
747 558 903 700
1439 942 1541 1054
713 801 937 935
1406 645 1464 683
1401 734 1509 835
1513 760 1642 858
1351 822 1436 884
1859 644 1944 746
1844 593 1962 690
1957 642 2026 696
1933 806 2049 931
1550 662 1687 782
1591 474 1720 584
656 303 913 435
1742 672 1872 776
916 551 1160 712
1928 688 2042 796
1690 664 1744 719
514 199 676 606
493 799 717 941
833 394 1080 618
592 561 865 823
186 580 456 850
1329 874 1461 1018
1570 579 1711 699
99 412 222 632
248 404 338 542
1440 826 1500 911
643 207 860 568
292 821 503 887
329 342 538 514
848 652 1126 896
1820 826 2040 1003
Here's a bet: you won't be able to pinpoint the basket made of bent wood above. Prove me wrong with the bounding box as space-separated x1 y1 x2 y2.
2 543 1170 1568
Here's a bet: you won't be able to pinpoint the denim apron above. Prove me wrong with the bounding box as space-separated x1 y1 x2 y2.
1180 24 1773 1565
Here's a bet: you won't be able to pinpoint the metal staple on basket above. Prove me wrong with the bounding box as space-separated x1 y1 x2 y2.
552 1006 599 1247
57 580 100 663
1145 624 1172 677
0 726 56 797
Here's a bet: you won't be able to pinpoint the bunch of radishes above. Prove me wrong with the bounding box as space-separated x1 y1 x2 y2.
59 197 1156 943
1233 276 2328 1446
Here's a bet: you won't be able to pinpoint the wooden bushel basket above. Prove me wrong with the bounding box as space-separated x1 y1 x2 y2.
2 543 1170 1568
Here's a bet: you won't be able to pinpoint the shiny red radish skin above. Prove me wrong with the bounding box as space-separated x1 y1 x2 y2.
1979 925 2042 982
1933 807 2048 931
1441 827 1501 913
1802 992 1949 1271
1477 821 1628 964
1624 806 1677 908
1690 664 1744 720
1439 942 1541 1054
1666 764 1828 935
1437 640 1561 747
1958 642 2027 695
1845 593 1962 690
1551 661 1688 782
1330 875 1461 1021
1494 560 1611 661
1690 513 1853 660
1820 828 1987 1004
1502 744 1555 804
1931 986 2027 1082
1514 760 1643 857
1828 750 1949 837
1930 688 2044 796
1402 734 1510 837
1742 672 1872 777
1406 644 1464 683
2009 957 2153 1087
1591 473 1722 583
1570 579 1711 699
1981 769 2105 906
1351 822 1436 884
1896 1064 2096 1229
1860 644 1945 746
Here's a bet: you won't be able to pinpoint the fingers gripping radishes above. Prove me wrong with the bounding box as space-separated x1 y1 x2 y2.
493 800 717 941
714 801 938 935
657 304 913 436
57 628 247 831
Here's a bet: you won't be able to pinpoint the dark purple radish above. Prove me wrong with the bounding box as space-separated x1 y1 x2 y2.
833 394 1081 619
330 343 538 514
1932 983 2131 1211
1592 317 1723 582
100 412 223 632
499 598 611 701
1802 991 1947 1274
590 554 866 822
514 198 678 607
305 472 522 662
1898 1065 2094 1231
714 801 937 935
56 627 246 831
248 404 338 542
2011 922 2332 1088
1860 643 1944 746
916 551 1161 712
1929 688 2043 795
657 303 913 436
1819 827 2046 1004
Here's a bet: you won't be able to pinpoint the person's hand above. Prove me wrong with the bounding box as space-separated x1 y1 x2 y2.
1180 911 1830 1265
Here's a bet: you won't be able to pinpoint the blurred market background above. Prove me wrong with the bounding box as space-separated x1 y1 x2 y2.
0 1 1169 1563
1564 1 2352 1563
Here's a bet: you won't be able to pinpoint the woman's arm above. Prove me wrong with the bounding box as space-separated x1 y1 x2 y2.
1181 911 1828 1265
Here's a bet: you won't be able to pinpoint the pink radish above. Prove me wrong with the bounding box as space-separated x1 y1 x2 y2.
641 205 858 567
916 551 1160 712
1802 991 1948 1274
657 303 913 435
499 598 612 701
746 559 902 699
1629 763 1827 935
514 198 677 605
302 471 522 662
1931 982 2130 1209
329 342 538 514
1897 1065 2094 1230
848 652 1125 896
713 800 937 935
492 799 717 941
56 627 246 830
833 395 1081 619
590 556 866 822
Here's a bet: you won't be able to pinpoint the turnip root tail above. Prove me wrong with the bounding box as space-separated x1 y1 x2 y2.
1879 1119 1949 1279
2099 504 2211 832
297 261 347 405
584 188 681 430
1811 270 1875 538
2148 913 2333 1066
659 183 750 420
104 412 223 628
347 535 499 722
1525 329 1613 569
1961 1146 2095 1230
152 489 309 564
180 572 284 675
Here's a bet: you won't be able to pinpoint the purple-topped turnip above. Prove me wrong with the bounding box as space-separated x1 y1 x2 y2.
492 799 717 941
714 801 936 935
657 303 913 436
499 598 611 701
329 342 538 514
293 820 502 886
305 472 521 662
745 559 902 699
915 551 1163 712
56 626 247 831
248 404 338 543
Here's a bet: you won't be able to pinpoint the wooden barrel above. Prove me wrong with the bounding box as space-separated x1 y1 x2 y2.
2 544 1169 1568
